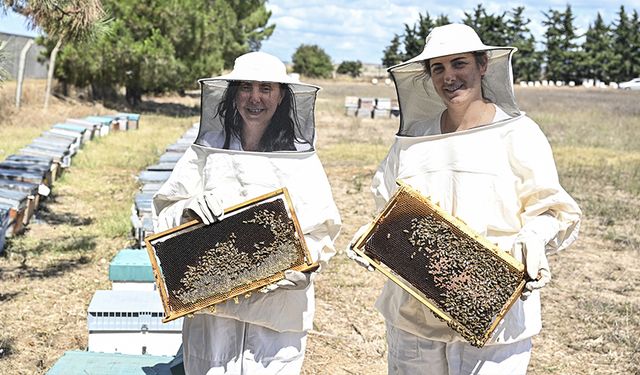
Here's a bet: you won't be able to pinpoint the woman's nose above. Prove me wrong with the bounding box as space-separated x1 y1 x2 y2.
249 88 261 102
443 68 455 83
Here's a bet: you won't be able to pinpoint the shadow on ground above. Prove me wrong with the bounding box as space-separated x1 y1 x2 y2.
1 254 92 280
105 99 199 118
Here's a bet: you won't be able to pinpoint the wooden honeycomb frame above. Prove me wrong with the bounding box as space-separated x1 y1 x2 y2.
145 187 316 322
353 180 526 347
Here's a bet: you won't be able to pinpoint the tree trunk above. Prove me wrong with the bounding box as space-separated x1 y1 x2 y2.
44 38 63 110
15 39 34 108
125 86 142 107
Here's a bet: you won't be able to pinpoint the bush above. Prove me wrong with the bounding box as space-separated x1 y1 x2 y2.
336 60 363 78
292 44 333 78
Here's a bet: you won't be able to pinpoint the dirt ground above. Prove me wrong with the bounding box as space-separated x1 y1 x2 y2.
0 81 639 375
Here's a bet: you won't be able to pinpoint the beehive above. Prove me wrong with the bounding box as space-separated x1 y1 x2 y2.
353 181 526 347
145 187 316 322
87 290 182 356
109 249 156 291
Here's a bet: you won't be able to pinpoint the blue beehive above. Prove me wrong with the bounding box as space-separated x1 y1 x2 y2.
85 115 116 134
0 188 30 234
32 135 77 156
87 290 182 356
158 152 184 164
0 206 10 254
145 162 176 172
102 114 129 131
53 123 92 143
4 154 58 185
164 143 190 153
46 350 178 375
117 113 141 130
43 129 83 150
19 145 71 168
138 171 172 184
109 249 155 291
66 118 107 137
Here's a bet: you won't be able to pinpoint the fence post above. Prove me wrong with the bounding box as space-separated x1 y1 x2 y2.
15 39 34 109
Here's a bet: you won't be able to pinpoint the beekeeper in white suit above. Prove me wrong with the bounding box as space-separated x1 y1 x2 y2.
347 24 581 374
152 51 341 375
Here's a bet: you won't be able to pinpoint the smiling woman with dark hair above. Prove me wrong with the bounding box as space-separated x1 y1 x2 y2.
153 51 341 375
213 80 308 152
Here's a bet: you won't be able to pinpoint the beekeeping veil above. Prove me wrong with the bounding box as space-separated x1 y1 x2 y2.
196 51 319 150
153 51 341 275
388 23 520 136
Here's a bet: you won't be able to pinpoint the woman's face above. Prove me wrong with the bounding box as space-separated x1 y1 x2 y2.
235 81 283 130
429 53 487 107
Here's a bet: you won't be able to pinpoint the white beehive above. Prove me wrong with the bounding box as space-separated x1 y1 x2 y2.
87 290 182 356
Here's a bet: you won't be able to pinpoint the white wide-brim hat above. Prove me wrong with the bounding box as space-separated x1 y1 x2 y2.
388 23 520 136
400 23 515 65
209 51 319 89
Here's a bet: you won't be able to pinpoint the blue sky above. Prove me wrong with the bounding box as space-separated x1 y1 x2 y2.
2 1 639 64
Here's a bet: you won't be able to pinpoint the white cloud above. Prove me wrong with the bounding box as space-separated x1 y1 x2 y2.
262 1 640 64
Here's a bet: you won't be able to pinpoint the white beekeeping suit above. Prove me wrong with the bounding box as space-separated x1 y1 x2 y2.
152 52 341 375
367 24 581 374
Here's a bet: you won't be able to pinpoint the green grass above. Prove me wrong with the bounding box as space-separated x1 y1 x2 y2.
6 114 195 258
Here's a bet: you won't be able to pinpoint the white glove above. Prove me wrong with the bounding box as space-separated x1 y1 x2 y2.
346 224 375 272
185 191 224 225
260 270 314 293
512 212 560 299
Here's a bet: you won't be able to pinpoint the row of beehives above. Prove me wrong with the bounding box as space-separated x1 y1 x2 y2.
344 96 400 119
517 79 621 89
0 113 141 255
45 124 199 374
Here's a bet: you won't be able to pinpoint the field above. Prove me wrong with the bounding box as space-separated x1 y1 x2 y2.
0 79 639 374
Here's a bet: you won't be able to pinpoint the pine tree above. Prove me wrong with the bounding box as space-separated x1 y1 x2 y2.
403 24 422 59
463 4 509 47
382 34 404 68
542 6 579 83
582 13 614 82
611 6 635 82
506 6 540 82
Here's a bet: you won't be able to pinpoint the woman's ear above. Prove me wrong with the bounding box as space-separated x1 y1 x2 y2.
479 55 489 76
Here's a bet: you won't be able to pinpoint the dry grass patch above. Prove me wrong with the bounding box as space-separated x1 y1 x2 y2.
0 82 639 375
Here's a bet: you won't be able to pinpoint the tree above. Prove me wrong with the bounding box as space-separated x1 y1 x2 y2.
3 0 108 109
611 6 640 82
292 44 333 78
582 13 615 82
402 23 422 59
336 60 363 78
542 5 580 82
381 34 403 68
506 6 540 82
463 4 509 47
50 0 275 106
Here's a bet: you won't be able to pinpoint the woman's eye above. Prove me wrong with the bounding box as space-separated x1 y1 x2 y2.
431 66 443 74
260 86 272 93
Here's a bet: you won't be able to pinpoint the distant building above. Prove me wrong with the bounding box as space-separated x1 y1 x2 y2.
0 31 48 79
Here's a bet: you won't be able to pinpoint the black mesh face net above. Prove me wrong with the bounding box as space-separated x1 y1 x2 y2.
389 49 520 137
148 196 310 320
359 187 524 347
195 79 319 152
